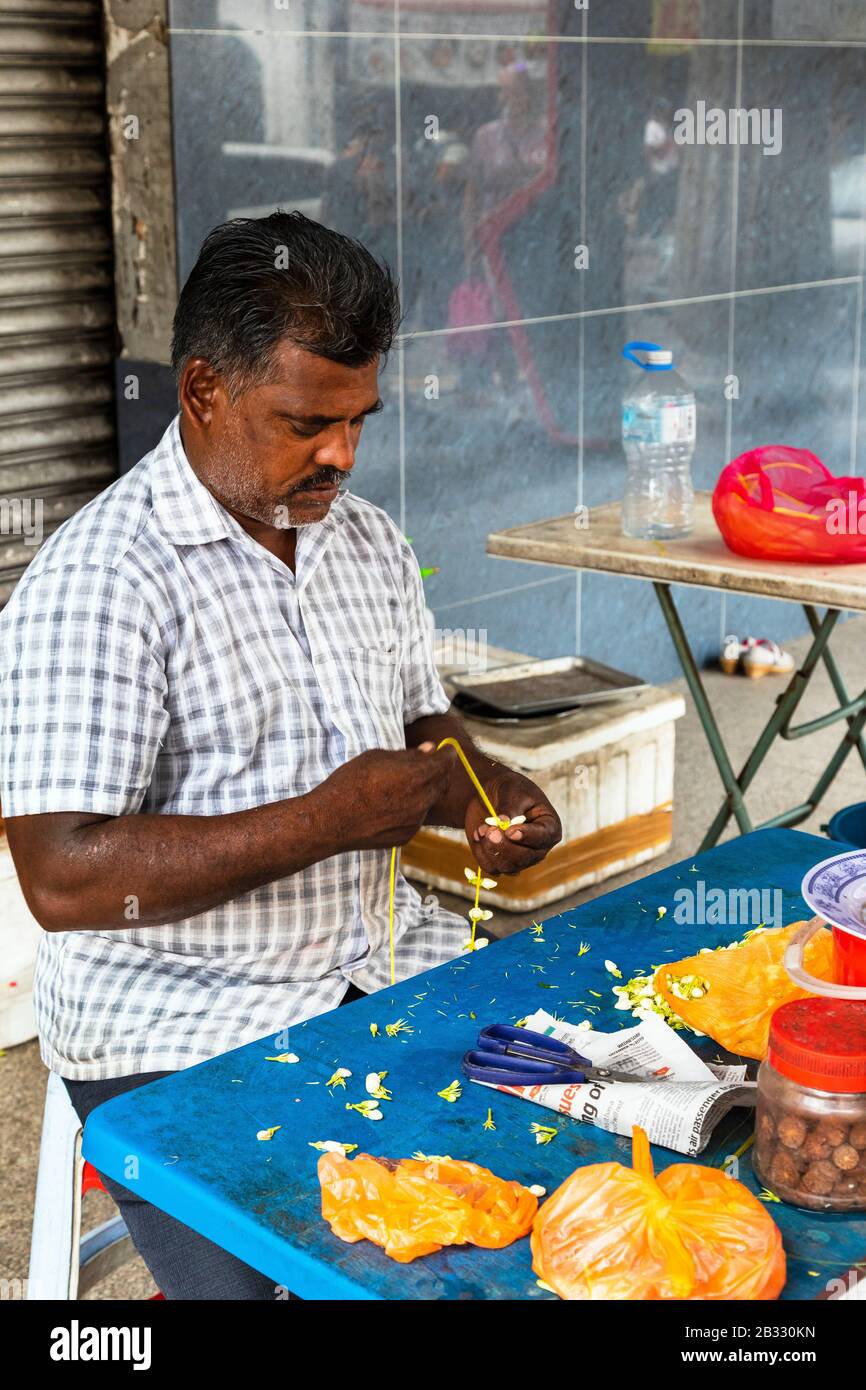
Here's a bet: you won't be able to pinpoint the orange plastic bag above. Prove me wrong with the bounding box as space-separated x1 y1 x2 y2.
653 921 835 1060
713 446 866 563
318 1153 538 1263
531 1127 786 1301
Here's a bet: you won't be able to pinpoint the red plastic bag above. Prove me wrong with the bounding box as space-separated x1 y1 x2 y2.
318 1152 538 1263
531 1127 786 1300
713 446 866 563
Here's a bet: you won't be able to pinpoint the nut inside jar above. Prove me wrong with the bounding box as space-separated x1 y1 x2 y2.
755 1104 866 1211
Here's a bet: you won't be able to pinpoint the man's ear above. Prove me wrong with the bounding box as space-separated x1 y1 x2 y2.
179 358 226 429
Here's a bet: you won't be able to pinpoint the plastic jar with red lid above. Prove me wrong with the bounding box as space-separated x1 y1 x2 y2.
753 997 866 1211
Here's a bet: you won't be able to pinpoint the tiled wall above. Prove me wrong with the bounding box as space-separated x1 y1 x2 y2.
128 0 866 682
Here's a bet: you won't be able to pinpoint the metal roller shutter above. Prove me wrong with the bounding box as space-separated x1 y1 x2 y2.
0 0 115 604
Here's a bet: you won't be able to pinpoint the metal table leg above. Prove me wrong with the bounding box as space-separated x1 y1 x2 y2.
654 586 866 851
653 583 753 845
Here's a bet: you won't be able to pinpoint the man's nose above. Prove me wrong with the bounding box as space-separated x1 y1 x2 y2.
313 424 356 473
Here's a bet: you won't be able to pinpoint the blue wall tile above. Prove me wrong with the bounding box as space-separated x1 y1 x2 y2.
580 570 722 681
430 573 578 667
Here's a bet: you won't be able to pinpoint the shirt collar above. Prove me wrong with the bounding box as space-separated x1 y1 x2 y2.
150 414 348 554
151 415 235 545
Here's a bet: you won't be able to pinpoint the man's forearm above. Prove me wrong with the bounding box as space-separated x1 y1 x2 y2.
16 790 342 933
405 713 499 828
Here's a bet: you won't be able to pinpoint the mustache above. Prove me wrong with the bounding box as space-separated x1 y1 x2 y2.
286 467 349 495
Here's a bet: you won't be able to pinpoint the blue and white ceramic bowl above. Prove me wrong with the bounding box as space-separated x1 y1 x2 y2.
802 849 866 942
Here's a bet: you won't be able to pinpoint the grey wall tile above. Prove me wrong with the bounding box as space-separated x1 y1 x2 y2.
399 35 582 331
170 31 398 283
589 0 740 39
730 282 859 474
736 44 866 292
756 0 866 42
169 1 394 33
584 40 738 310
398 2 579 39
402 318 579 617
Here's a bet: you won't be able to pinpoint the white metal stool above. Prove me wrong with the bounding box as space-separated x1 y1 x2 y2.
27 1071 142 1299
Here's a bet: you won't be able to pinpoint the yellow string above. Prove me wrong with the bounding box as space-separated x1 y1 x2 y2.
387 737 505 984
388 845 397 987
434 736 509 828
470 870 482 951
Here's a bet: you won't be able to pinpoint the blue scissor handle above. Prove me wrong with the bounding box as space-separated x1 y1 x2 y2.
477 1023 590 1068
462 1050 589 1087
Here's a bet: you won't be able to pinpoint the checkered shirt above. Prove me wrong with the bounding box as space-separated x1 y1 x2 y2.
0 416 466 1079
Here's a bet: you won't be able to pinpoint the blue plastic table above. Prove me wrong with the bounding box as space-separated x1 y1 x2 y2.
83 828 866 1300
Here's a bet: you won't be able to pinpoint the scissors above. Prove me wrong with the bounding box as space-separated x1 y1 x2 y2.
461 1023 657 1087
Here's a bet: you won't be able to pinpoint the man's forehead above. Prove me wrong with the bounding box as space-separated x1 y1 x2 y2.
267 340 379 386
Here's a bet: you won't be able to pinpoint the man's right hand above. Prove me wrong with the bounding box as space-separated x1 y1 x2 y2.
7 744 455 934
319 742 454 851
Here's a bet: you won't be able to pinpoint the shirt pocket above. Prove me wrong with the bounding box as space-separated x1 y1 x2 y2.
348 646 404 749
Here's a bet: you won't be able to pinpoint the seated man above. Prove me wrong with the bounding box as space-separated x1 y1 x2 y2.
0 211 560 1299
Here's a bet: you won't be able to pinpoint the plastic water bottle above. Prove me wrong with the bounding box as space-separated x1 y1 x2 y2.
621 340 695 539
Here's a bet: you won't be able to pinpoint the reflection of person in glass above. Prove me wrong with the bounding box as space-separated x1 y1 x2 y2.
320 102 397 272
463 61 547 268
461 62 547 402
618 98 680 300
404 126 470 329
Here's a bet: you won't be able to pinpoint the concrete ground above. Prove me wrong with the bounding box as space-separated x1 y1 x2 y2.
4 614 866 1299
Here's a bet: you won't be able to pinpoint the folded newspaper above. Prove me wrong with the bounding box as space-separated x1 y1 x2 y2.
473 1008 756 1156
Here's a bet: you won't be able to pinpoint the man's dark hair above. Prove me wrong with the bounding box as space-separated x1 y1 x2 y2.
171 211 400 393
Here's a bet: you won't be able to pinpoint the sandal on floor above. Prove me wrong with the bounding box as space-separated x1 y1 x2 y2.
720 633 755 674
741 638 795 679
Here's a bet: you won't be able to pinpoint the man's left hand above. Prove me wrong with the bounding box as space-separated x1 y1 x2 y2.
465 767 562 877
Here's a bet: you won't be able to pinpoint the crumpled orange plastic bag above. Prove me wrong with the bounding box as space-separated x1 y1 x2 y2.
531 1127 785 1301
713 446 866 563
318 1152 538 1263
653 920 835 1060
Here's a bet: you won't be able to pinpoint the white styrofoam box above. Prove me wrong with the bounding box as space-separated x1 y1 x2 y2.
406 645 685 910
0 838 41 1048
